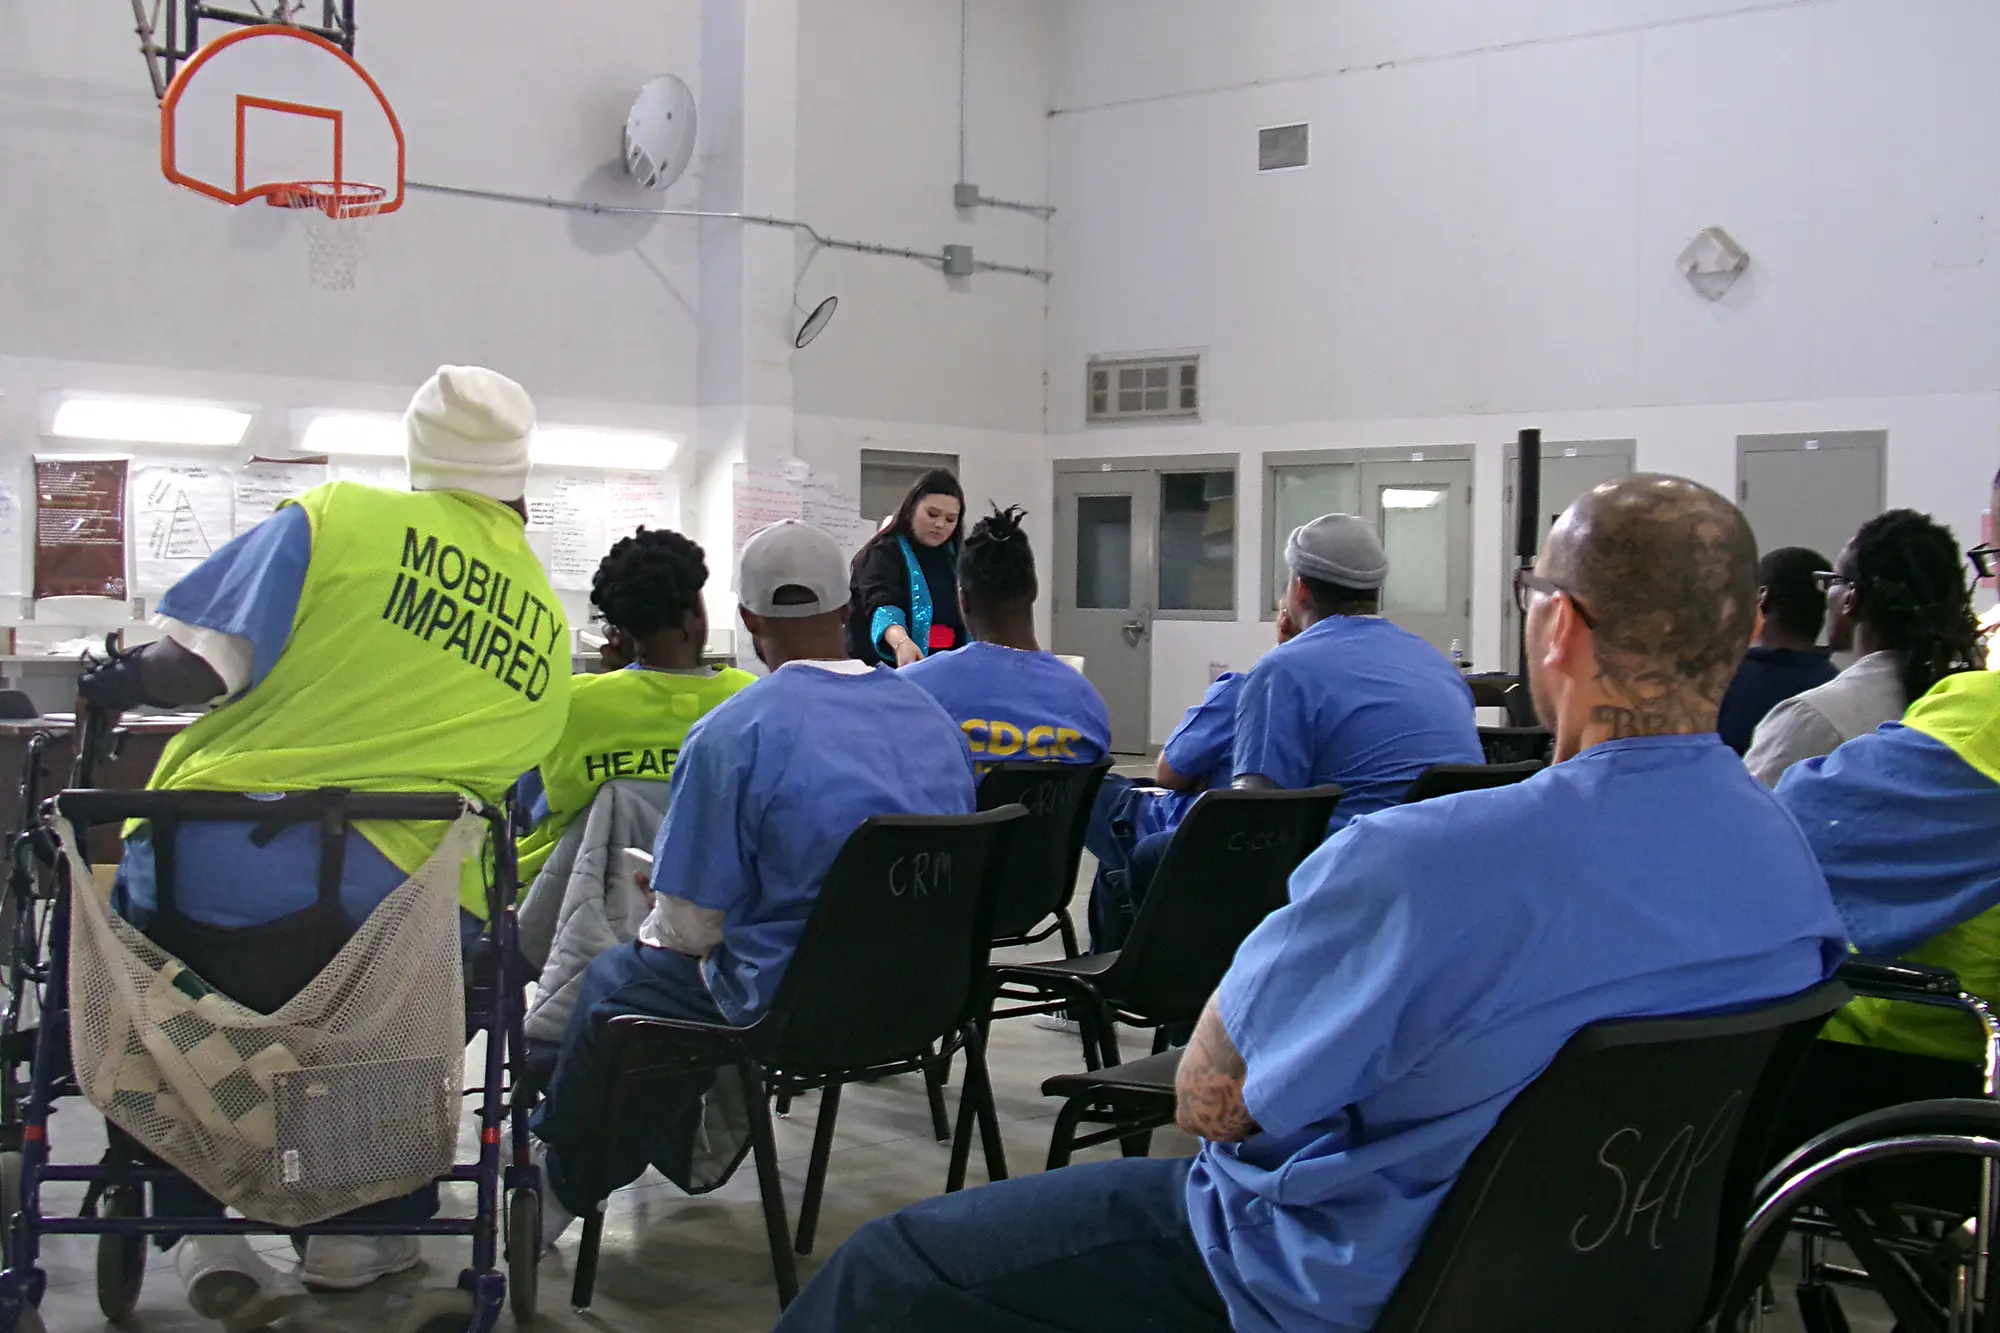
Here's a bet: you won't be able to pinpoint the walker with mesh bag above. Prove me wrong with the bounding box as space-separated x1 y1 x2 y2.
0 734 546 1333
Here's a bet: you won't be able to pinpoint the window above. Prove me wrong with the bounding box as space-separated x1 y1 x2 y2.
1258 123 1310 172
1267 463 1359 608
1158 470 1235 613
1088 355 1200 424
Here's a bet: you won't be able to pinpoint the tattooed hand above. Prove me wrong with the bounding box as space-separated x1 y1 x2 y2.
1175 992 1261 1142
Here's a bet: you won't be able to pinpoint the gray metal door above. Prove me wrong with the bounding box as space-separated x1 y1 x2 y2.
1053 471 1154 754
1502 440 1637 668
1358 459 1473 658
1737 432 1887 565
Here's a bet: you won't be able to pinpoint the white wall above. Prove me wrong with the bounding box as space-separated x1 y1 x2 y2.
1048 0 2000 739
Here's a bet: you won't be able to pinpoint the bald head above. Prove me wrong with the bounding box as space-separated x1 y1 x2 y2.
1541 474 1758 706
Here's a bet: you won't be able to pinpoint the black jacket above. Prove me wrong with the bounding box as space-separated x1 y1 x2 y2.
845 537 964 664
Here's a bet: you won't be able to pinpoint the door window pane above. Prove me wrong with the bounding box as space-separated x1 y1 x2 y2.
1159 471 1235 612
1379 485 1450 616
1270 464 1360 601
1075 495 1133 609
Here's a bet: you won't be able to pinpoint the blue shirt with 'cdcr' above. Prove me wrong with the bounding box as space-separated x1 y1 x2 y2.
1232 616 1481 827
1186 735 1848 1333
899 640 1112 769
115 505 416 931
652 661 976 1024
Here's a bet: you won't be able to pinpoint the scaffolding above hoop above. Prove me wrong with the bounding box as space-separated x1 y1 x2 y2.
129 0 357 100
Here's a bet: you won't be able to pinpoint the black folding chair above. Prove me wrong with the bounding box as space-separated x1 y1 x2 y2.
566 806 1024 1313
1400 760 1544 804
990 785 1343 1071
977 760 1110 956
1478 725 1554 765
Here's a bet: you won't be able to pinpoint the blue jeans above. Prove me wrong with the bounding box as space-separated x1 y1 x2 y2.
774 1156 1229 1333
530 942 728 1213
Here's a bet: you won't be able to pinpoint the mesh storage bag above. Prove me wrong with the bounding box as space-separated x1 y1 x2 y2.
63 811 482 1227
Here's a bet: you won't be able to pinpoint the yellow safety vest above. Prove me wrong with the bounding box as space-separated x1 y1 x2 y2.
144 482 573 918
1822 672 2000 1060
516 664 754 883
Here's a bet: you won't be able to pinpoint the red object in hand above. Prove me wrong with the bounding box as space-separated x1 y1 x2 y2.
928 626 957 651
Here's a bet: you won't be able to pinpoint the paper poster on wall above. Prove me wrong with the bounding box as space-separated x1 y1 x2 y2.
333 461 408 492
606 472 671 539
34 456 129 600
235 457 329 535
133 465 234 597
804 474 873 559
732 463 804 557
0 478 23 598
525 476 607 592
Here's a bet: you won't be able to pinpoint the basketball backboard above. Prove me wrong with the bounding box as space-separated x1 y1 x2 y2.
161 24 403 216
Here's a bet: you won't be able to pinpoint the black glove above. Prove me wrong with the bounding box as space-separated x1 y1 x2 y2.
76 642 174 713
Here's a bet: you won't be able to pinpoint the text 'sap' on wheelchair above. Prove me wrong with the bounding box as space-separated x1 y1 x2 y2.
0 739 544 1333
1725 957 2000 1333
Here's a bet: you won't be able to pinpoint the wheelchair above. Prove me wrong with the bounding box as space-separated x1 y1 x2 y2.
0 706 545 1333
1726 958 2000 1333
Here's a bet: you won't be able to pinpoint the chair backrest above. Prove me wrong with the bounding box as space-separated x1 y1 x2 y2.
1401 761 1544 804
976 760 1110 943
0 691 39 720
1478 724 1553 765
753 806 1025 1073
1371 979 1850 1333
1100 785 1343 1022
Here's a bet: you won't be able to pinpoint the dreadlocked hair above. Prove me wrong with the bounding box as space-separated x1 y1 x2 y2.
590 527 709 638
1848 508 1985 701
958 504 1037 612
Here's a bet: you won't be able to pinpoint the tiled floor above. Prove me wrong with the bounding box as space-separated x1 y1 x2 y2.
20 860 1896 1333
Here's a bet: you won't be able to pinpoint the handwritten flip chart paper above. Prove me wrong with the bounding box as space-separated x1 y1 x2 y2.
606 472 672 539
732 463 805 551
133 465 234 597
0 477 23 598
524 476 607 592
332 461 408 492
34 457 129 600
235 459 329 535
804 474 872 560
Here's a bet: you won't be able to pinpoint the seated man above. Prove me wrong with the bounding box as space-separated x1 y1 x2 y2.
1716 546 1837 754
1768 465 2000 1136
529 520 976 1240
773 475 1847 1333
1102 513 1483 947
900 503 1111 770
1081 605 1297 953
79 366 572 1318
515 526 753 883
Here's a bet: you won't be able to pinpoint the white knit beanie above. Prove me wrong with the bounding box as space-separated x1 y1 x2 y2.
404 365 534 502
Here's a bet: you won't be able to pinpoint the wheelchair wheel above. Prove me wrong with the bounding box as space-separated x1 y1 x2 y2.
392 1287 476 1333
506 1188 540 1324
93 1184 146 1323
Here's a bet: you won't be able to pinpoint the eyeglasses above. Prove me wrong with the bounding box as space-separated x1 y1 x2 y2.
1513 569 1597 628
1812 571 1854 594
1969 545 2000 580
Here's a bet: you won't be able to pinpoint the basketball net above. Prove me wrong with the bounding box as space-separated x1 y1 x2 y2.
270 182 386 291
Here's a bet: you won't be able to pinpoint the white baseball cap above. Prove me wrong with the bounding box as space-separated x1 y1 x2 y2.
740 521 849 618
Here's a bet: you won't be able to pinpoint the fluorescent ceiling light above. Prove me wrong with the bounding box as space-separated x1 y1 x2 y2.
532 427 678 471
1381 487 1444 510
297 412 405 457
51 396 251 447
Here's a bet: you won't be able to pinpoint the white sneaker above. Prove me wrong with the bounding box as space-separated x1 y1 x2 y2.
299 1234 423 1291
1035 1011 1082 1035
529 1139 576 1252
177 1234 306 1333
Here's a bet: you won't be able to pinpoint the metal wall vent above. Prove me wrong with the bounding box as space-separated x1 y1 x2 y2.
1088 355 1200 423
1259 123 1310 172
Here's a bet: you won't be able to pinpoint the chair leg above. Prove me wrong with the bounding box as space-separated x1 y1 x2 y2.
1085 1000 1123 1068
964 1022 1010 1185
1150 1026 1171 1057
795 1080 842 1256
571 1204 607 1311
1056 910 1080 959
741 1062 801 1308
923 1044 952 1143
1045 1098 1091 1171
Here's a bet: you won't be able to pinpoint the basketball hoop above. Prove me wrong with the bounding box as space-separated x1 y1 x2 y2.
270 181 387 290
